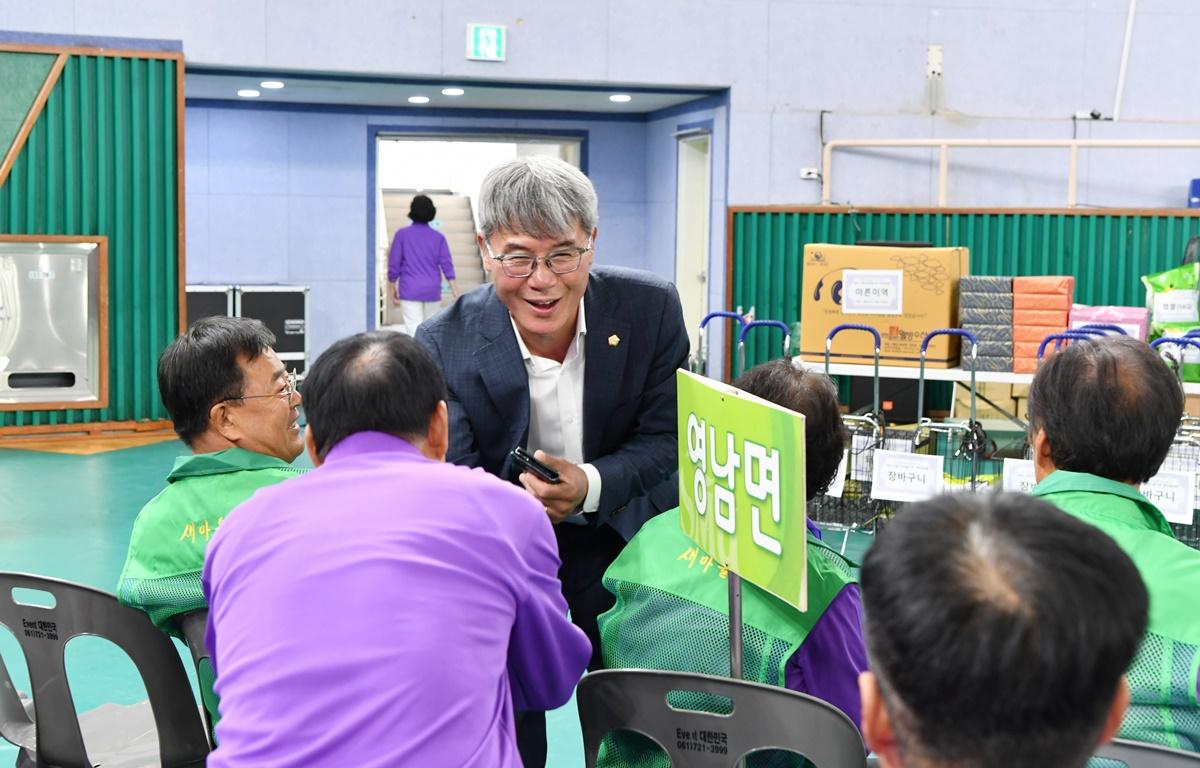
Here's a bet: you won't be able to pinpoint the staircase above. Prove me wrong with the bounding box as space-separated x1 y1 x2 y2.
378 191 487 327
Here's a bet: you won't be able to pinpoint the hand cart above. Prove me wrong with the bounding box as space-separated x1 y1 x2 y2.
808 324 892 535
913 328 998 493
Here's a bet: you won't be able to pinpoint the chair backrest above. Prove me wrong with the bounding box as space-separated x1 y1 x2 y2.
1093 738 1200 767
175 608 216 742
578 669 867 768
0 572 209 767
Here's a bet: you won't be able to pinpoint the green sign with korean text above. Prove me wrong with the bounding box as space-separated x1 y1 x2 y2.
677 369 809 611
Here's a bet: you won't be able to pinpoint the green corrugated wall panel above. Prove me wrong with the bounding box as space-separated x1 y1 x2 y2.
731 209 1200 405
0 51 55 163
0 53 179 427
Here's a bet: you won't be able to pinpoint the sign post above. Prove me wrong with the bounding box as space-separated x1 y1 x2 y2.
677 369 809 678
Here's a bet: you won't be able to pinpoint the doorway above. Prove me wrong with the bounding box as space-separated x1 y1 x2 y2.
674 131 712 353
373 135 583 329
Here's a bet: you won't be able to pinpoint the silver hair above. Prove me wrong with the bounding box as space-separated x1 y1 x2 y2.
476 155 598 240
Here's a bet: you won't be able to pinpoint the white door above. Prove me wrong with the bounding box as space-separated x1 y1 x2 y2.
675 132 711 356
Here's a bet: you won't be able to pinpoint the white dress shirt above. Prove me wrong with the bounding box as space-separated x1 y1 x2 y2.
510 302 603 521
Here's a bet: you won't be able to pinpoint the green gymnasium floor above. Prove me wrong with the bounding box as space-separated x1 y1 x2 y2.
0 439 873 766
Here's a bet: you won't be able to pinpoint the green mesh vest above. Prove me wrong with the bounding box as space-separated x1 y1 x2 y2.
116 448 303 735
1033 470 1200 753
596 508 857 768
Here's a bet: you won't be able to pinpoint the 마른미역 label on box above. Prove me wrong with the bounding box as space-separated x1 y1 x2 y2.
842 270 903 315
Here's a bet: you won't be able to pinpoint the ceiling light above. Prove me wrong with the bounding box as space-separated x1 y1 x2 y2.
441 87 465 96
609 94 632 103
237 89 260 98
408 95 431 104
260 80 285 89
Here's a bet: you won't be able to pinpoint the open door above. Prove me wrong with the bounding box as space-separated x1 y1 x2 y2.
675 131 711 353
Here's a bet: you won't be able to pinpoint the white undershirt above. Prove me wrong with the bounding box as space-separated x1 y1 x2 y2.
510 302 603 520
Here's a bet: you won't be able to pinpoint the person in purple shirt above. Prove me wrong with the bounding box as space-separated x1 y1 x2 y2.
388 194 459 334
597 360 867 767
202 331 590 768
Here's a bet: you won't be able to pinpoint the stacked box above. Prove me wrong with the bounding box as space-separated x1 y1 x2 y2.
958 276 1013 371
1012 276 1074 372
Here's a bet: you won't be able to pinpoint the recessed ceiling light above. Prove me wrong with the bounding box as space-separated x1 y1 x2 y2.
237 89 260 98
441 87 465 97
609 94 632 103
260 80 285 89
408 95 431 104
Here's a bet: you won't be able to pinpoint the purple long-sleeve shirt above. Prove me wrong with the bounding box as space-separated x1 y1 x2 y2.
784 520 868 728
387 222 456 301
202 431 590 768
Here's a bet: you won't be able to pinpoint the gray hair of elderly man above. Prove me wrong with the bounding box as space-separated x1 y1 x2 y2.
477 155 599 240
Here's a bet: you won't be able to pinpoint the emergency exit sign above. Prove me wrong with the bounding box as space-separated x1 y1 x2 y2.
467 24 506 61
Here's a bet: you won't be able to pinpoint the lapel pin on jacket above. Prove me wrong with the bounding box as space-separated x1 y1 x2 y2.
608 334 621 347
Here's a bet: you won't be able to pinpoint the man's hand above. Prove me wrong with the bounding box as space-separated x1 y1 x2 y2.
391 282 401 304
518 450 588 524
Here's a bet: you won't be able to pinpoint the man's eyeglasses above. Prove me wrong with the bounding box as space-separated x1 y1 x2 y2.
219 371 298 405
483 237 592 279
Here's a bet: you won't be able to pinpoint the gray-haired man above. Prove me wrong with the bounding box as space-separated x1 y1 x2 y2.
416 155 689 766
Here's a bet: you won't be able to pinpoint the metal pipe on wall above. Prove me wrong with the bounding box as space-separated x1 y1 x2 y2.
1113 0 1138 122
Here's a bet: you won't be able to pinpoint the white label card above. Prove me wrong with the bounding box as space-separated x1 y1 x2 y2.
871 450 944 502
825 449 849 499
1140 470 1197 525
1002 459 1038 494
1152 290 1199 324
842 269 903 315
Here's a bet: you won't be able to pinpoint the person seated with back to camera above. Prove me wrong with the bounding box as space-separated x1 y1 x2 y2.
858 492 1149 768
117 316 306 733
596 359 866 767
1026 335 1200 752
201 331 591 767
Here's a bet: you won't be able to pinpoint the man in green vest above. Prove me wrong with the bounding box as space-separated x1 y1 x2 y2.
597 360 864 767
117 316 306 731
1028 335 1200 752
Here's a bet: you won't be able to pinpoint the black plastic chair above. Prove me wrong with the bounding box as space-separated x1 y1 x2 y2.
1093 738 1200 767
0 572 209 767
175 608 216 744
578 669 867 767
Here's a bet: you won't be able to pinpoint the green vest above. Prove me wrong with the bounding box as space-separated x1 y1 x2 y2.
1033 470 1200 752
116 448 302 734
596 508 856 768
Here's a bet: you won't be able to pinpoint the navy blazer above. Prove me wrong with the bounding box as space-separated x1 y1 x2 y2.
416 266 689 541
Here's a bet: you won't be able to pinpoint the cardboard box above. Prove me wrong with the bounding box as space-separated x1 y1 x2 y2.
800 244 970 367
953 382 1017 420
1014 309 1069 327
960 292 1014 310
960 276 1013 293
1187 394 1200 417
1014 293 1072 311
1012 383 1030 398
1013 324 1066 342
1014 275 1075 297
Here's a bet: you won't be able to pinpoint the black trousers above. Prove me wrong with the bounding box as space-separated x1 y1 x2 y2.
516 522 626 767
